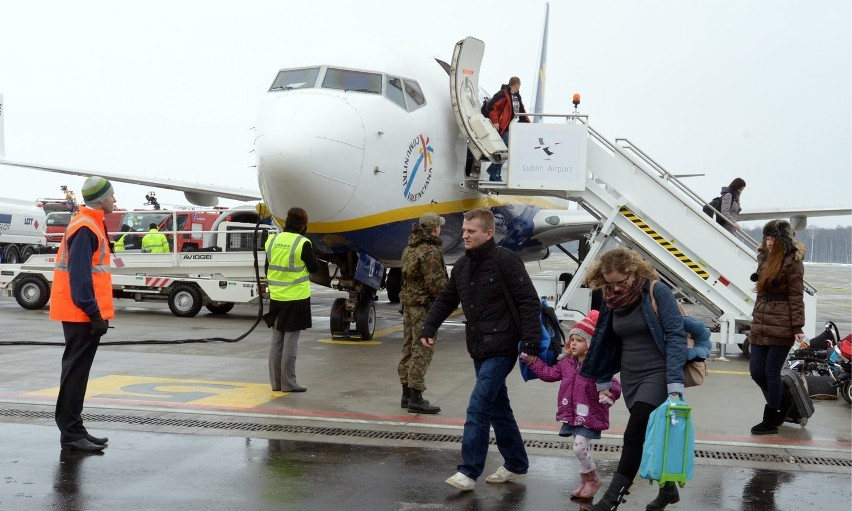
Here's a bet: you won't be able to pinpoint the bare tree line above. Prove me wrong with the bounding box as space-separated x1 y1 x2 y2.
744 226 852 264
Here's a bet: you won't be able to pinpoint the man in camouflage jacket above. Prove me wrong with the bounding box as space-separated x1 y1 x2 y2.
398 212 448 414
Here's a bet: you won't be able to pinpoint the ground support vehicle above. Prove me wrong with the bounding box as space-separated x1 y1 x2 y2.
0 255 265 318
0 218 272 317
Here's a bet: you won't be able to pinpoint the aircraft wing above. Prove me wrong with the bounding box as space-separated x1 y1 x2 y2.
528 208 599 247
0 159 261 207
738 206 851 222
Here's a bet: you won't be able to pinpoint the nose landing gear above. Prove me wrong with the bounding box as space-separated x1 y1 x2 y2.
330 287 377 340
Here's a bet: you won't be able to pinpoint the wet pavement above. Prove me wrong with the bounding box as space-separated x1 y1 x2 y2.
0 260 850 510
3 422 850 511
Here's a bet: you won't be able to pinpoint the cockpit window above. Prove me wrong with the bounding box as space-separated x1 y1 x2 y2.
386 77 406 108
269 68 320 91
322 68 382 94
403 80 425 106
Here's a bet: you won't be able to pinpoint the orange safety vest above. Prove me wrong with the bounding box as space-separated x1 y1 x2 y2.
49 206 115 322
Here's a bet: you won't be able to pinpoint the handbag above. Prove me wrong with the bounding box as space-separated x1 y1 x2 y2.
649 281 705 387
684 360 707 387
639 396 695 486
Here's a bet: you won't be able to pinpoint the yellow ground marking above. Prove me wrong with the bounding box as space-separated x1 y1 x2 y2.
27 375 279 407
619 206 710 280
708 369 751 375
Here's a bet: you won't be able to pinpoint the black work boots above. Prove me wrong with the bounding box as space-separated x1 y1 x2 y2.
407 388 440 414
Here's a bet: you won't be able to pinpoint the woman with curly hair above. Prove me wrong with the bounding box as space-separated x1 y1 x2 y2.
748 219 806 435
580 247 687 511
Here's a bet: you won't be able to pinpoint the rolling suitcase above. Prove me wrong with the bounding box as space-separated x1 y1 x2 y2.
639 397 694 487
780 368 815 426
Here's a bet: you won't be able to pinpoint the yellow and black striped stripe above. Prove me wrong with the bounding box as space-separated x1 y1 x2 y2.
619 206 710 280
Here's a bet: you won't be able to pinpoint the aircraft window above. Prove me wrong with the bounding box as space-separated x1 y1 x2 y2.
269 68 320 91
403 80 425 107
386 77 406 108
322 68 382 94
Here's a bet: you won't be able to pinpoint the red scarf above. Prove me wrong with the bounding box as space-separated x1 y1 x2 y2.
603 276 646 310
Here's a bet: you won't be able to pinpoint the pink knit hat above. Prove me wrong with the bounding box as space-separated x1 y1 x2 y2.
568 310 599 346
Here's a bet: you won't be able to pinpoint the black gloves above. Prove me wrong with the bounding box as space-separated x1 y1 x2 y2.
89 314 109 336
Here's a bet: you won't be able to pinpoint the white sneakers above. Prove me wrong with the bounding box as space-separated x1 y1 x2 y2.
485 466 527 484
445 472 476 491
445 467 528 491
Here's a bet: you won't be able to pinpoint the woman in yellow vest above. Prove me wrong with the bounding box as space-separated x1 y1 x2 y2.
49 176 117 452
263 207 320 392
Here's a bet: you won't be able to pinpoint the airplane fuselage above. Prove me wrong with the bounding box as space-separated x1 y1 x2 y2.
253 41 552 266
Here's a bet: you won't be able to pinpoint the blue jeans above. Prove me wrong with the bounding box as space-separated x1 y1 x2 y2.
749 344 789 409
458 355 528 479
486 131 510 181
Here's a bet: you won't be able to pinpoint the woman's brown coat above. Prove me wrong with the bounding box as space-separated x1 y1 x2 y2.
749 242 806 347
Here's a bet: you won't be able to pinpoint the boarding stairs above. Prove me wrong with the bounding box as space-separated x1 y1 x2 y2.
474 117 818 347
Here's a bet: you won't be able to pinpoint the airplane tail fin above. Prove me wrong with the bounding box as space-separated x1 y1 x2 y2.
0 93 5 158
531 2 550 123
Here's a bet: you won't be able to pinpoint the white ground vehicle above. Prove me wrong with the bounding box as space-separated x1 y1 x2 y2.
0 198 48 264
0 219 274 317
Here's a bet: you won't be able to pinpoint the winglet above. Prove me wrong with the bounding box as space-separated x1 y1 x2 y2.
531 2 549 123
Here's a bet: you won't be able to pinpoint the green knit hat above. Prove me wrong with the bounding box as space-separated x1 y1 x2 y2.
82 176 114 205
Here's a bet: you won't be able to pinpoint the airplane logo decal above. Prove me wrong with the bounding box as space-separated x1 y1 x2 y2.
402 134 434 202
533 138 562 160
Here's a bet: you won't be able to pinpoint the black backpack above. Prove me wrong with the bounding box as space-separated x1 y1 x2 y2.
702 196 722 218
481 97 490 117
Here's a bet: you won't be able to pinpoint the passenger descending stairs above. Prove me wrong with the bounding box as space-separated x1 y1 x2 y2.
478 121 817 345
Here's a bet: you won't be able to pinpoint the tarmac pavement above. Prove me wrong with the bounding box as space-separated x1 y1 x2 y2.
0 261 850 510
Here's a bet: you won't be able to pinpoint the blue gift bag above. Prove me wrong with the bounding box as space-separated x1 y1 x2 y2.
639 396 694 486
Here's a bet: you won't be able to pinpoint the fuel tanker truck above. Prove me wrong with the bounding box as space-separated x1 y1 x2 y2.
0 198 48 264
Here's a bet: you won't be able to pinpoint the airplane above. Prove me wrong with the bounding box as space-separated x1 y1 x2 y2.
0 6 849 340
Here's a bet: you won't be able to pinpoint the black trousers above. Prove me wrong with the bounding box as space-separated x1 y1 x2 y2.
616 401 657 479
55 321 101 442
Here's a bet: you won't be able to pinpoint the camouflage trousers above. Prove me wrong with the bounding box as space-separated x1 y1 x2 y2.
398 304 435 391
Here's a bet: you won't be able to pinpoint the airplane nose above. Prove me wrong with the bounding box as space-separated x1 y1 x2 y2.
255 93 365 222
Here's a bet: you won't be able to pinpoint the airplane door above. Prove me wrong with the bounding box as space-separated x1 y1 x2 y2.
449 37 508 164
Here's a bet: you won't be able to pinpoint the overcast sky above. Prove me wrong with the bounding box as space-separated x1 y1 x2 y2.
1 0 849 227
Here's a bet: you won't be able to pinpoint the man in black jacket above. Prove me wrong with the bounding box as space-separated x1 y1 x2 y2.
420 208 541 491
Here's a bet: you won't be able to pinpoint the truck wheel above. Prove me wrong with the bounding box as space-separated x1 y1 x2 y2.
355 299 376 340
205 302 234 315
3 245 20 264
330 297 350 338
14 275 50 310
168 284 203 317
21 246 36 263
385 268 401 304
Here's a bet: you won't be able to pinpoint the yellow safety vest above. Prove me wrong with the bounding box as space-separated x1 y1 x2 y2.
265 231 310 301
142 229 169 253
114 233 129 251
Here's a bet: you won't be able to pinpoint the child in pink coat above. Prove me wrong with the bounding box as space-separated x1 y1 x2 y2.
520 310 621 499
